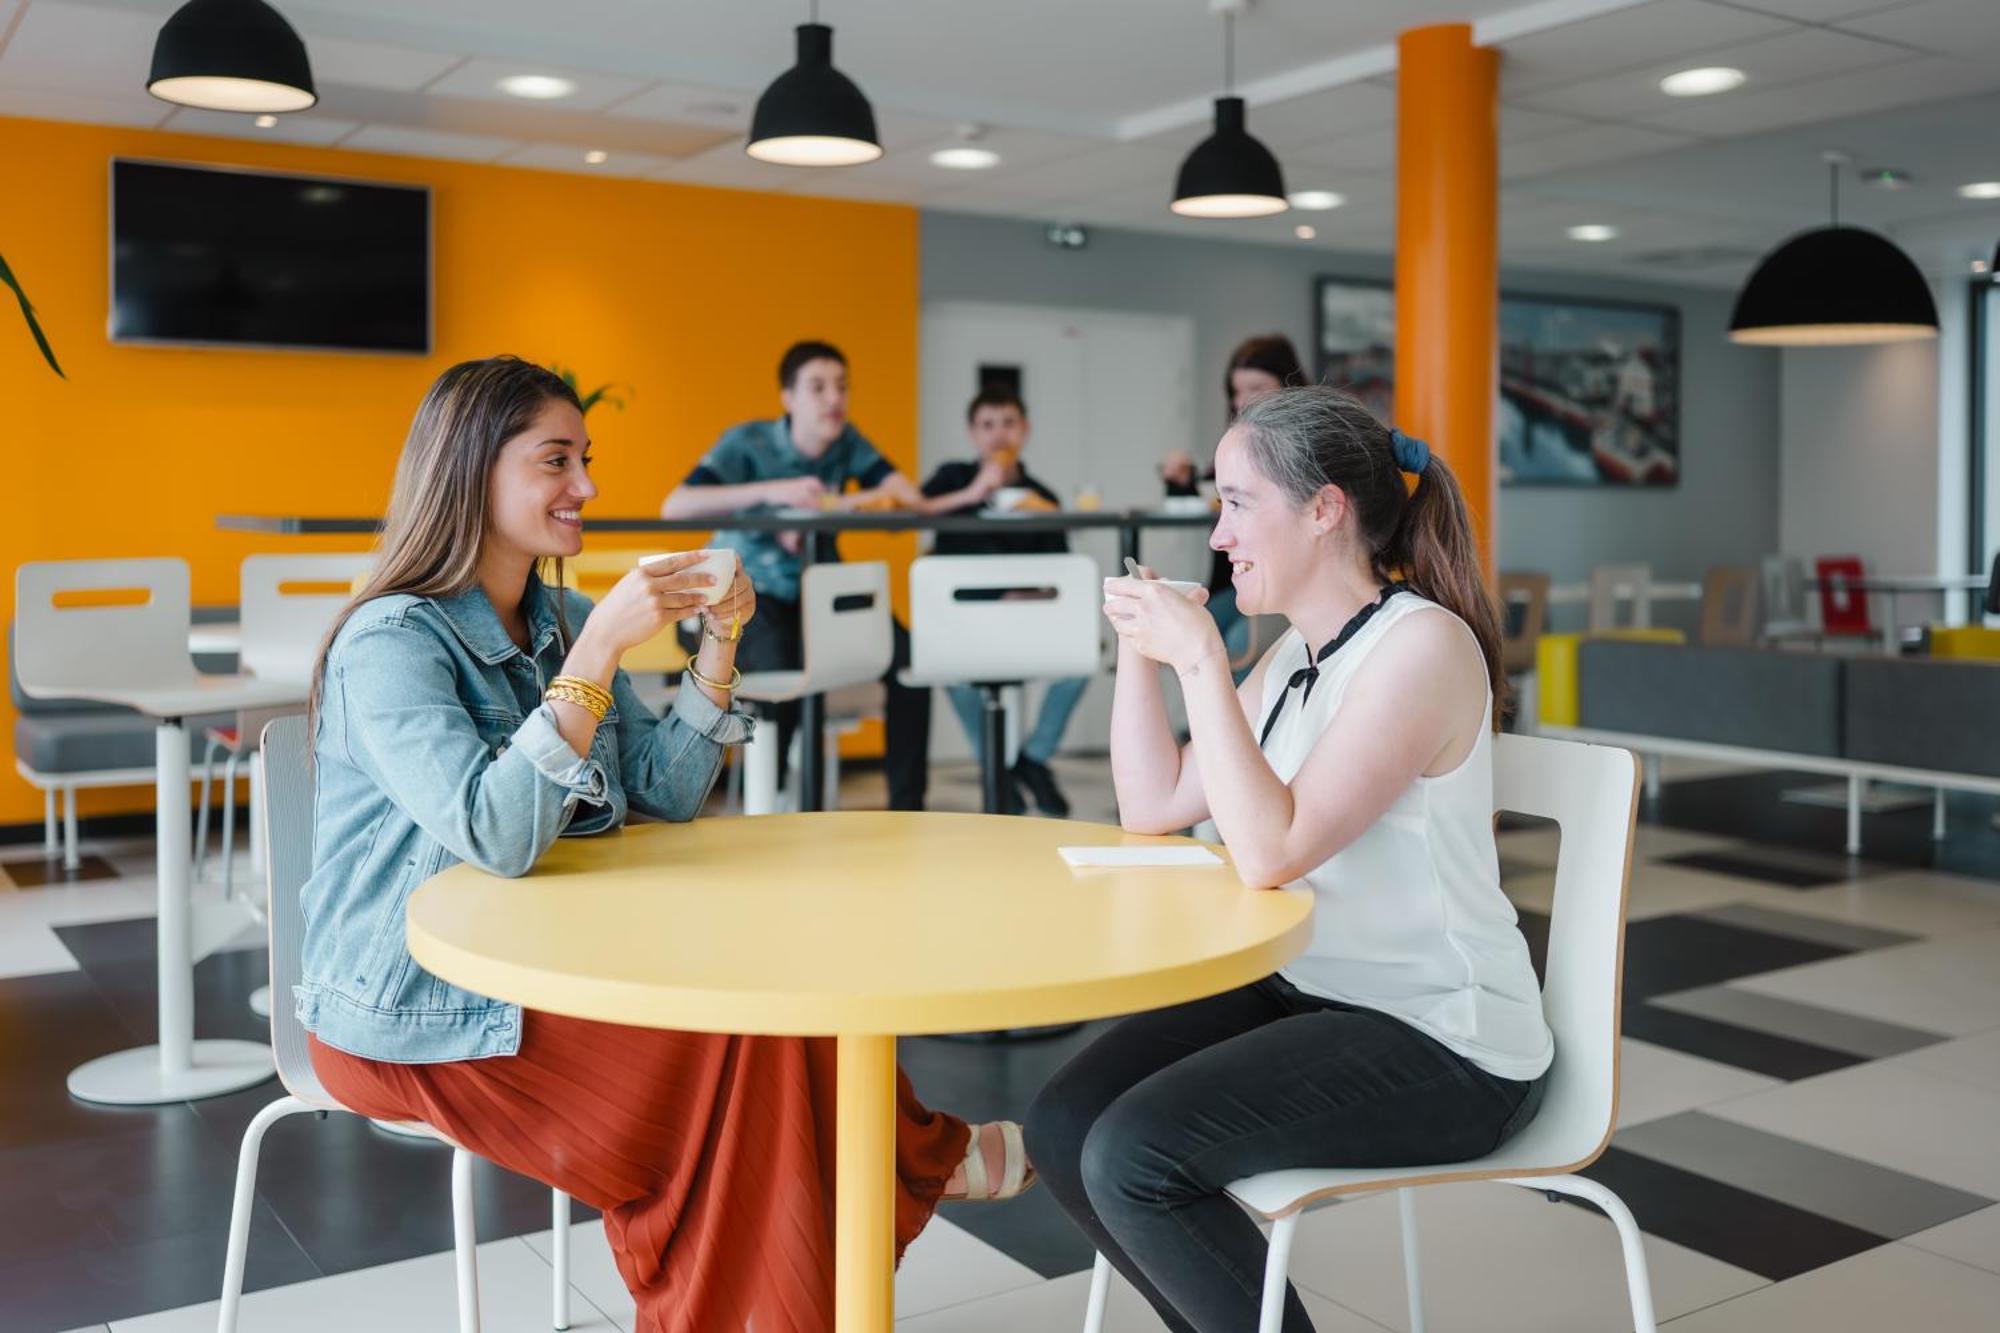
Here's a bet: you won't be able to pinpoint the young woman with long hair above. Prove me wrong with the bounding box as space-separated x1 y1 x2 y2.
1026 386 1547 1333
298 356 1029 1333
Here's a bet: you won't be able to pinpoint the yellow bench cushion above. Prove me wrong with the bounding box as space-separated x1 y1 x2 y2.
1929 626 2000 660
1535 629 1686 727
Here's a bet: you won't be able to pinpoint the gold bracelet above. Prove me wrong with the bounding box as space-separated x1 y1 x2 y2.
702 612 743 644
544 682 610 722
548 674 613 712
683 660 741 693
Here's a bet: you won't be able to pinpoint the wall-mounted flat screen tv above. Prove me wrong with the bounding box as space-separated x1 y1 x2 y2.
111 159 431 354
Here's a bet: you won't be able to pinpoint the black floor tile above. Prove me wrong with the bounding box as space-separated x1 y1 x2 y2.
1618 915 1849 1002
1575 1145 1891 1281
1 853 121 886
1622 1003 1864 1081
1660 850 1853 889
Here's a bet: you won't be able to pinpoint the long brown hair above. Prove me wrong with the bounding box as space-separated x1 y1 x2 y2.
308 356 583 723
1234 386 1505 715
1224 334 1305 421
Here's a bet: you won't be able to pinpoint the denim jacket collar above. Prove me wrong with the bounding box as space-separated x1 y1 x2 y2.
429 575 566 666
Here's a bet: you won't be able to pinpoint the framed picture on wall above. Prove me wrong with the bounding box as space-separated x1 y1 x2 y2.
1313 277 1682 487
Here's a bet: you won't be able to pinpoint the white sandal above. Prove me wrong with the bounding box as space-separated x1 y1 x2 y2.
948 1121 1037 1202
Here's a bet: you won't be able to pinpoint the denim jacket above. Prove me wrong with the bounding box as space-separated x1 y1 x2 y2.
296 577 754 1063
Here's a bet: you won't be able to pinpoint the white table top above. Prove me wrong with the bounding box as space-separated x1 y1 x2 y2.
23 673 307 718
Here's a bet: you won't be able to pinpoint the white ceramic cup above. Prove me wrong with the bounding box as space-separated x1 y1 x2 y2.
640 549 738 606
988 486 1032 512
1104 575 1203 604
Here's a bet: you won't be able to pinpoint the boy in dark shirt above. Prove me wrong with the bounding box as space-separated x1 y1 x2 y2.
920 387 1088 816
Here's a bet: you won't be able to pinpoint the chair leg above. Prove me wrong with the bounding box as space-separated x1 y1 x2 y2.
217 1096 313 1333
551 1188 570 1331
1399 1188 1426 1333
1257 1213 1300 1333
42 788 56 859
196 737 222 883
220 748 243 903
1933 787 1948 842
452 1149 482 1333
61 786 79 872
1082 1252 1111 1333
1506 1175 1657 1333
743 714 780 817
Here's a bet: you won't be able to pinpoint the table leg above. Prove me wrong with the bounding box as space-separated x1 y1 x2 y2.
1120 524 1141 571
66 719 274 1106
798 531 833 812
835 1033 896 1333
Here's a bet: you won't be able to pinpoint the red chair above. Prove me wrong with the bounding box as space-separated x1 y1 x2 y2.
1814 555 1879 643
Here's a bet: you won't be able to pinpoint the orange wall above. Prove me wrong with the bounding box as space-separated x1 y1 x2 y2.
0 114 920 826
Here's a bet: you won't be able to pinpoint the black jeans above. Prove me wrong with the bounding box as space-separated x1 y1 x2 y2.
724 594 931 811
1025 975 1544 1333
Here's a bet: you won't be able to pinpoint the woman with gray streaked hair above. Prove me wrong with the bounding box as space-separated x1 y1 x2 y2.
1027 384 1548 1333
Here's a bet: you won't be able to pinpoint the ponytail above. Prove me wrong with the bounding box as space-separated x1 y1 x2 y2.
1382 456 1507 721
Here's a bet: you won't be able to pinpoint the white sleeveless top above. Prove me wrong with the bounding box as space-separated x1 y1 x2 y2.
1257 591 1553 1081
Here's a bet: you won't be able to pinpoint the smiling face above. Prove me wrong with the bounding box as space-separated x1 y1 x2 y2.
483 398 595 563
781 356 850 456
1209 425 1343 616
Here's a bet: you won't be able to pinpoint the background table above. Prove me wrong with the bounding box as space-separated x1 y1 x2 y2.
407 811 1311 1332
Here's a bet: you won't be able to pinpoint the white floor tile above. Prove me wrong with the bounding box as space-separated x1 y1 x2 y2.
1505 862 1796 923
0 878 154 930
1887 1026 2000 1096
1630 825 1743 860
1284 1181 1765 1332
1904 1204 2000 1276
1775 870 2000 938
108 1237 617 1333
1660 1241 2000 1332
1706 1060 2000 1197
1616 1038 1782 1129
893 1266 1387 1332
0 922 80 978
1730 928 2000 1037
518 1215 1046 1327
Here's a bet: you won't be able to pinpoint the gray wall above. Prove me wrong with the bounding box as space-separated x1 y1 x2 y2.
920 211 1782 621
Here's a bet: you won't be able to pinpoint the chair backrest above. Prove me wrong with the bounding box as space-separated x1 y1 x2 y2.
240 554 374 684
1586 563 1651 632
800 560 894 693
906 554 1102 685
257 713 334 1106
548 551 691 674
1697 565 1758 647
1493 732 1639 1169
1814 555 1872 635
1758 554 1809 630
1498 571 1551 673
14 558 198 699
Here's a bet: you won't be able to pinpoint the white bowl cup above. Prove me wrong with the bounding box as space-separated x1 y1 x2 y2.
1104 576 1204 604
640 549 738 606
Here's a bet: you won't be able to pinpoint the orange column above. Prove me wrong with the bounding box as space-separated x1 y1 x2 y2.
1395 24 1499 569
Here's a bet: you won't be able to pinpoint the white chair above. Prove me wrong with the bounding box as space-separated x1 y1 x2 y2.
1587 563 1652 632
16 558 301 1105
1758 554 1817 645
1082 733 1653 1333
197 554 371 930
900 553 1101 814
219 715 573 1333
735 561 893 816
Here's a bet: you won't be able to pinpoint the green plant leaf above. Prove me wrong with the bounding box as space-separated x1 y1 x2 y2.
0 249 64 379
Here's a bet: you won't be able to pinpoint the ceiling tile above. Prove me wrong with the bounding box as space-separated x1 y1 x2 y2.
0 83 169 129
1839 0 2000 62
1502 123 1698 180
604 79 751 131
500 143 673 179
1517 24 1916 121
1731 0 1929 18
0 0 160 90
1498 0 1798 94
160 108 361 147
342 124 520 163
651 140 818 193
423 57 653 112
1634 54 1998 137
1288 129 1397 174
979 142 1185 199
1501 105 1593 143
303 35 463 93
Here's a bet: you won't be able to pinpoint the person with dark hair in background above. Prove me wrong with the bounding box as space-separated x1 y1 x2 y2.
920 385 1088 816
1161 334 1307 679
661 340 934 810
1028 385 1547 1333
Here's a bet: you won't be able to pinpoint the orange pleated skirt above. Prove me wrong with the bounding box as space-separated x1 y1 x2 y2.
308 1012 970 1333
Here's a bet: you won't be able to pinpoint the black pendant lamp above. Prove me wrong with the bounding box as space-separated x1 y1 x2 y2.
148 0 316 113
1729 156 1937 346
747 2 881 167
1172 9 1287 219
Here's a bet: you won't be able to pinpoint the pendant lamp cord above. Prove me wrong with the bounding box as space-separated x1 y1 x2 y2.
1223 12 1235 95
809 0 819 23
1828 159 1839 227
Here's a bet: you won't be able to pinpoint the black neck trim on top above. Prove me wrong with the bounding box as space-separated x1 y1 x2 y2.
1258 583 1408 748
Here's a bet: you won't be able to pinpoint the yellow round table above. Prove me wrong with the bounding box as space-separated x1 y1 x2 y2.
406 811 1312 1332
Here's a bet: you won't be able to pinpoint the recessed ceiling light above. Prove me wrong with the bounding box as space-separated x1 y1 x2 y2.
1288 190 1345 211
1568 223 1619 242
1660 66 1744 97
497 74 576 100
1958 181 2000 200
584 149 608 165
1862 167 1911 191
253 114 277 129
1294 224 1317 240
930 146 1000 170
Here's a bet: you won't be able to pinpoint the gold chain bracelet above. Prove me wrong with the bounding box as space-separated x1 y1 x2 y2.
545 675 612 721
683 660 741 693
